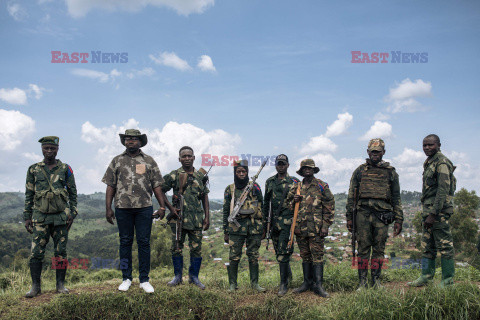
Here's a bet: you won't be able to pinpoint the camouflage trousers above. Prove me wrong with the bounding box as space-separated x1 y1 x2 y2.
271 226 293 263
30 223 68 263
170 225 202 258
421 216 454 260
229 234 262 263
296 235 325 263
356 208 389 261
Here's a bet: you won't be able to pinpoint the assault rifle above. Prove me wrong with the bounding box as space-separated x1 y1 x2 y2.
165 173 188 251
287 184 301 250
352 188 358 259
228 160 267 227
266 201 272 250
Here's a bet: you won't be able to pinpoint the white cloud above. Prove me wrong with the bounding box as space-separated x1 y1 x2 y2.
373 112 390 121
71 68 121 83
300 135 337 154
0 87 27 105
0 109 35 150
65 0 214 18
393 148 424 167
149 52 192 71
385 78 432 113
28 84 45 99
360 121 393 141
23 152 42 162
197 55 216 72
7 3 28 21
325 112 353 137
126 67 155 79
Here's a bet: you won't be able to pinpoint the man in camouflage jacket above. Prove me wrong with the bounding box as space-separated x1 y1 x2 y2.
262 154 299 296
346 138 403 289
24 136 77 298
161 146 210 290
223 160 265 292
285 159 335 297
408 134 456 288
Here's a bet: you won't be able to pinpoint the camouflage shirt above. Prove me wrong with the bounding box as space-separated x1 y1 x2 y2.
223 183 264 235
262 174 300 230
421 151 456 218
285 177 335 237
161 167 209 230
24 160 78 223
102 150 163 209
346 160 404 223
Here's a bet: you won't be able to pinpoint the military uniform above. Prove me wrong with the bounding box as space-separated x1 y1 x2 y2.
24 136 77 297
409 150 456 287
162 167 209 288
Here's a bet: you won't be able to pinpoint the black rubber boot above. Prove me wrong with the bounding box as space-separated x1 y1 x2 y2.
371 260 383 289
249 261 266 292
25 261 42 298
189 257 205 290
287 263 293 286
294 262 313 293
168 256 183 287
227 260 239 292
357 268 368 291
56 267 69 294
312 263 329 297
278 262 289 297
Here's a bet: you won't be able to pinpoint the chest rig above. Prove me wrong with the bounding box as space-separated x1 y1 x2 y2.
358 165 392 201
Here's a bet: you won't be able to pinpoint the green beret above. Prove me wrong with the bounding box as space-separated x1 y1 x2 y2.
38 136 59 145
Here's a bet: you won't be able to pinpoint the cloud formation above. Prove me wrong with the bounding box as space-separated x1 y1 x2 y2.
149 52 192 71
360 121 393 141
71 68 121 83
0 87 28 105
325 112 353 137
7 3 28 21
197 55 216 72
0 109 35 150
385 78 432 113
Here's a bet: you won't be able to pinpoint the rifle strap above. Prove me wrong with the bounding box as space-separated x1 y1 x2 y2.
230 184 235 215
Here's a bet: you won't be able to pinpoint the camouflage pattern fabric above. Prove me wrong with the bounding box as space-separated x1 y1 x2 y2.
228 234 262 263
223 183 264 236
421 216 454 259
285 177 335 237
169 225 202 258
346 160 403 223
263 174 299 262
24 160 78 222
30 223 68 263
161 167 209 231
296 235 325 263
102 150 163 208
356 206 389 261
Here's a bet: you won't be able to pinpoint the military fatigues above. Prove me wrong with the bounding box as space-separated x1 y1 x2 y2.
161 167 209 258
263 174 299 263
285 178 335 264
223 183 264 263
24 160 78 263
346 160 403 264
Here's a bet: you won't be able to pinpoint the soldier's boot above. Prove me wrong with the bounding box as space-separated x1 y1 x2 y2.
168 256 183 287
356 268 368 291
312 263 329 298
371 261 383 289
25 261 42 298
277 262 289 297
188 257 206 290
294 262 313 293
407 258 435 287
227 261 239 292
438 257 455 288
287 263 293 286
249 261 266 292
56 267 69 294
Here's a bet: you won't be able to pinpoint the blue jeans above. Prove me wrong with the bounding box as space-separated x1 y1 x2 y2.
115 206 153 283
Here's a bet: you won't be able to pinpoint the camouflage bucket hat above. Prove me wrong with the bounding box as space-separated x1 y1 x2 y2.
38 136 60 146
296 158 319 176
368 138 385 152
119 129 148 147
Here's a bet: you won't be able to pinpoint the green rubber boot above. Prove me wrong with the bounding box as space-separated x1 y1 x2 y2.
249 262 266 292
407 258 435 287
227 261 239 292
438 258 455 288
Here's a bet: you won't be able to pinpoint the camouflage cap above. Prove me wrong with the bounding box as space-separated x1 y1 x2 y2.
233 159 249 173
296 158 319 176
38 136 59 146
119 129 148 147
275 154 289 165
368 138 385 152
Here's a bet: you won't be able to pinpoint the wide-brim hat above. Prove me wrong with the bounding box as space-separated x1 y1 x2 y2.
296 158 320 176
119 129 148 147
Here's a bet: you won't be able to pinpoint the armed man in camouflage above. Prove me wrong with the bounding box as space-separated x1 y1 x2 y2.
24 136 77 298
161 146 210 290
223 160 265 292
408 134 456 288
285 159 335 297
263 154 299 296
346 138 403 289
102 129 174 293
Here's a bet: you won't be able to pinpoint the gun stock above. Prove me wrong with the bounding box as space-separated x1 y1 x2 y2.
352 188 358 259
266 201 272 250
287 184 301 250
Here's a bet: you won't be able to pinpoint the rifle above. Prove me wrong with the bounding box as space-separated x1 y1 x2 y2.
198 164 213 186
352 187 358 259
228 160 267 227
287 184 301 250
166 173 188 251
266 201 272 250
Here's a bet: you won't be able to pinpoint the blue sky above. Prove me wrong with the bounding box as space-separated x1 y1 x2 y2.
1 0 479 198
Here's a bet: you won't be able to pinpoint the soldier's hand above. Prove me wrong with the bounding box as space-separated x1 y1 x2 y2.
202 218 210 231
66 215 74 231
106 208 115 225
224 234 229 244
25 219 33 234
423 214 435 229
261 230 266 240
320 227 329 238
153 208 166 219
293 195 303 203
393 222 403 236
347 220 353 233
